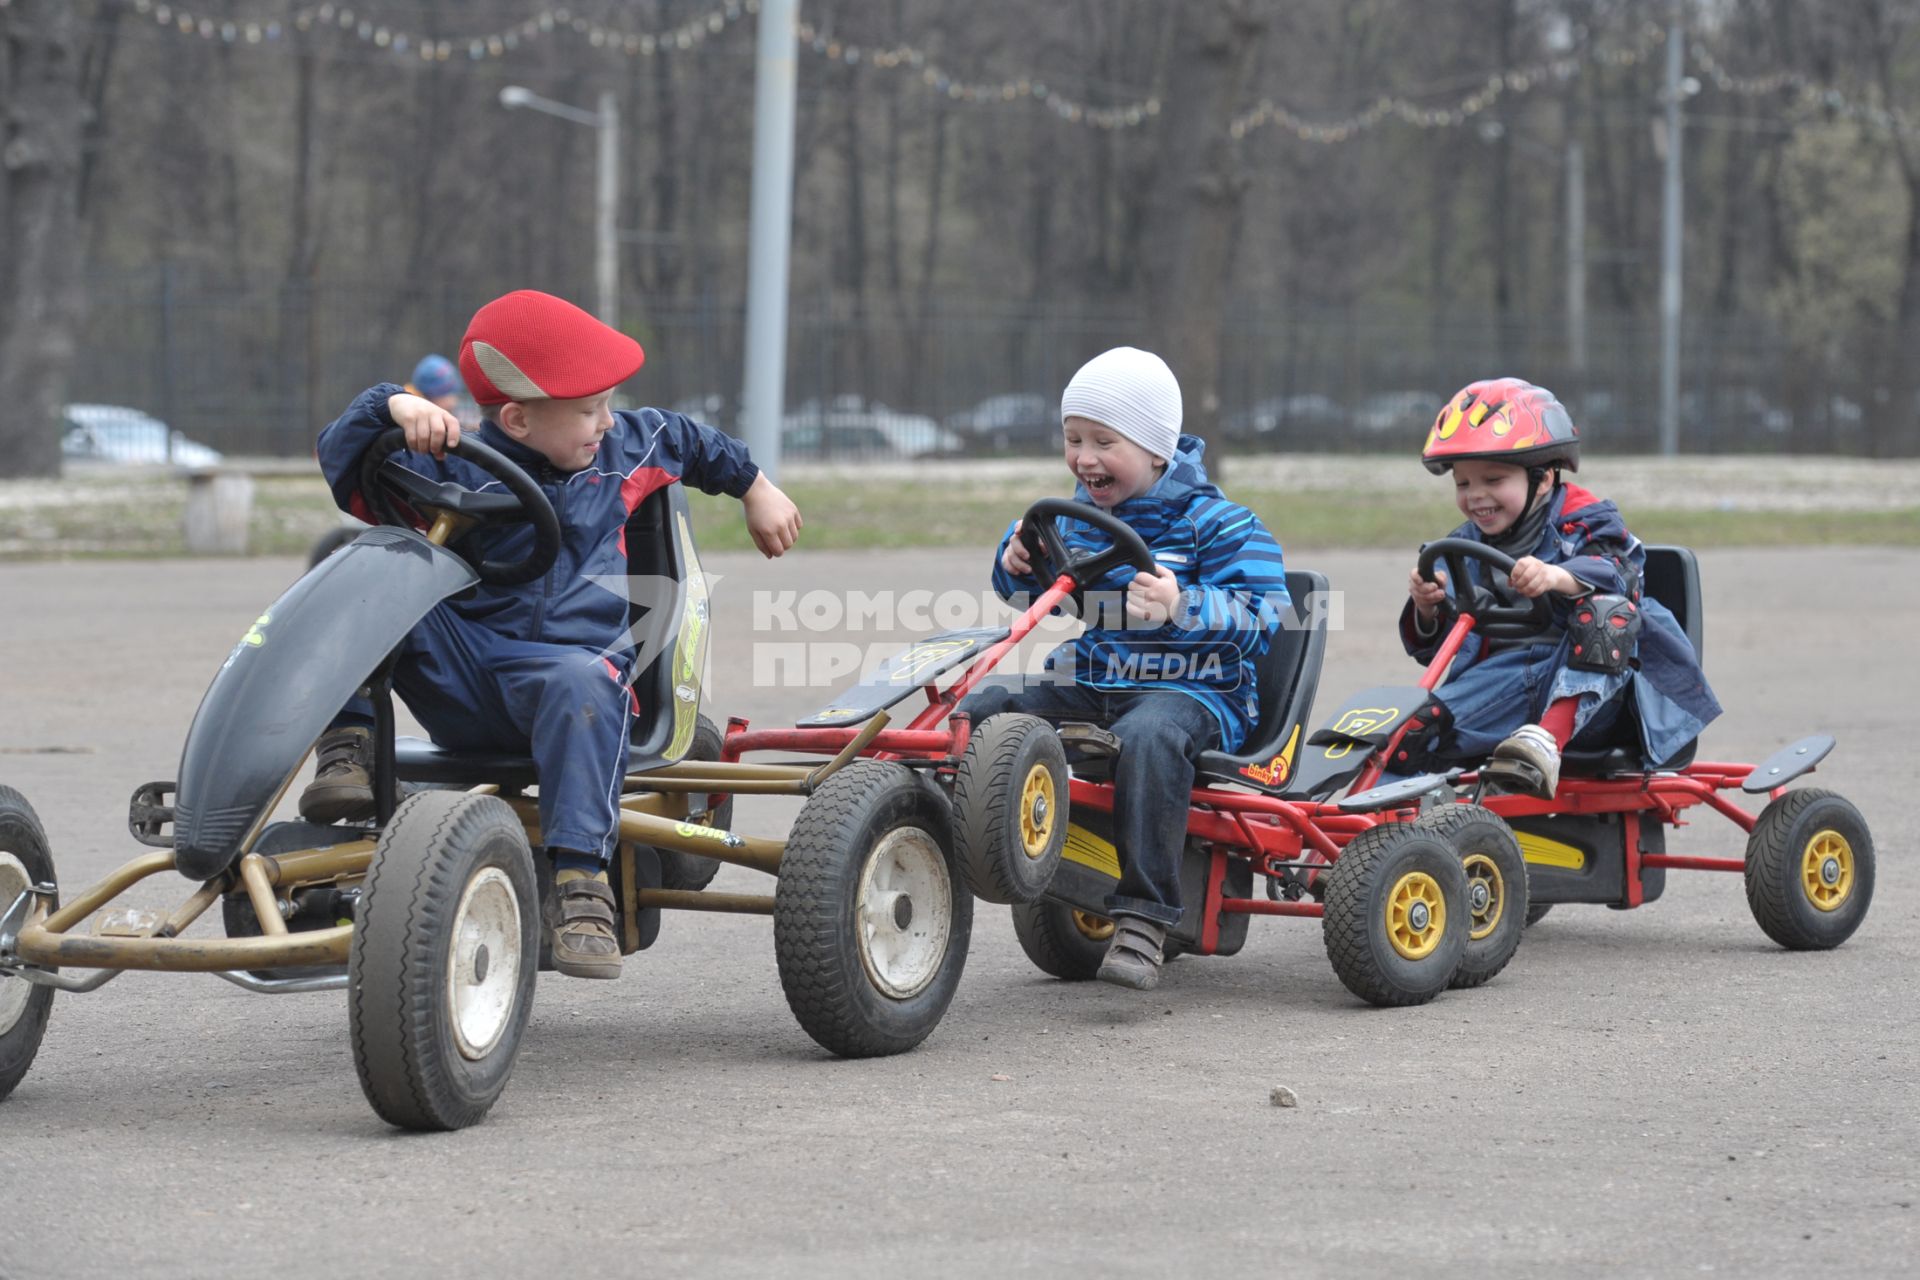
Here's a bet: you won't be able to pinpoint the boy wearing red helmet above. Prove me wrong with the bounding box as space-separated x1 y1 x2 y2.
1402 378 1718 795
303 291 802 978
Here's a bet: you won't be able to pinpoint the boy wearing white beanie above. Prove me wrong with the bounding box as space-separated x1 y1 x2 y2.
961 347 1291 990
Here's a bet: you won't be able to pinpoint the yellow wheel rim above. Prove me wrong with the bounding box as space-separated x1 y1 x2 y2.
1071 910 1115 942
1800 829 1854 912
1386 871 1447 961
1019 764 1057 859
1460 852 1505 942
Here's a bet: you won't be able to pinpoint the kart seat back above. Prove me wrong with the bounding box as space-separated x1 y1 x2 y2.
1561 544 1702 775
1192 569 1330 790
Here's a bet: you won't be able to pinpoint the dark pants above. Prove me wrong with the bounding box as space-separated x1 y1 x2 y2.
341 604 634 864
959 681 1221 927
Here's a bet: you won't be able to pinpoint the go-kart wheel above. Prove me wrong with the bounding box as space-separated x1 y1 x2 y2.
1321 822 1467 1007
1743 788 1874 951
349 791 538 1131
1010 900 1114 981
952 714 1069 904
0 786 57 1104
1524 903 1554 927
774 762 971 1057
657 715 732 893
1413 804 1528 989
306 524 360 569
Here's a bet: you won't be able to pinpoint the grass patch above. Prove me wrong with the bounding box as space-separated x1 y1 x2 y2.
4 468 1915 560
687 481 1920 553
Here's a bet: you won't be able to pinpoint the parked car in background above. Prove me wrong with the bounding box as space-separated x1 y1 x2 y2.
945 392 1058 453
1350 389 1444 436
781 396 958 459
1223 394 1347 441
60 404 224 467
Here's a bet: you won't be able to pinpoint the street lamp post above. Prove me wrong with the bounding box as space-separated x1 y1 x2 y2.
499 85 620 331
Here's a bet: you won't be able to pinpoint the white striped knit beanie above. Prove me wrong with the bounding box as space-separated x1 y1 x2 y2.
1060 347 1182 462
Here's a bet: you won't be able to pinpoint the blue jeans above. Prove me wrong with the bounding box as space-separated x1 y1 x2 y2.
1417 643 1626 763
959 681 1221 927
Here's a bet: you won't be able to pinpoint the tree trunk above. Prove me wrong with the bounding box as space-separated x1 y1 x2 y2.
0 0 90 480
1140 0 1269 471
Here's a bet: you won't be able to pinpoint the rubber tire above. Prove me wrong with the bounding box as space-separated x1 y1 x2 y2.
774 761 971 1057
1524 903 1554 927
1010 899 1111 981
306 524 360 569
951 714 1069 904
1743 788 1874 951
0 787 56 1105
349 791 538 1131
656 715 732 892
1321 822 1468 1007
1414 804 1529 989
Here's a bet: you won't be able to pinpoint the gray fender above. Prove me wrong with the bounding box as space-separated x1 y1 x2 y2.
172 527 479 880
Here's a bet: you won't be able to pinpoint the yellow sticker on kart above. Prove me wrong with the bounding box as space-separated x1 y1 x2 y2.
1062 824 1121 880
1323 705 1401 760
1516 831 1586 870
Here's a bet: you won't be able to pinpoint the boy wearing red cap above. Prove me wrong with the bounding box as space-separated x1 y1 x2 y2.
305 290 801 979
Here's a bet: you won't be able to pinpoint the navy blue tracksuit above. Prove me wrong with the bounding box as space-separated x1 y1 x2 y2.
317 383 761 861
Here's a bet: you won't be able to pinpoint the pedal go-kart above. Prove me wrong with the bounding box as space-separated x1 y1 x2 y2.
1388 537 1874 947
716 499 1515 1008
1 431 975 1131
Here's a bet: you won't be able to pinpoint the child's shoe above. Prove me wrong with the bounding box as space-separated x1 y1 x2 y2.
297 725 376 823
550 866 622 979
1095 915 1167 991
1483 724 1561 799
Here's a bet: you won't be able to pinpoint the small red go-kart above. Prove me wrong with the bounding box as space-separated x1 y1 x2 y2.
722 499 1516 1007
1385 537 1875 948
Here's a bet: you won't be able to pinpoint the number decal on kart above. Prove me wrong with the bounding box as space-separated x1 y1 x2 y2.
1324 706 1401 760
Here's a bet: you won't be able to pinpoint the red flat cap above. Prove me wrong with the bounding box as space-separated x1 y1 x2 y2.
458 290 645 406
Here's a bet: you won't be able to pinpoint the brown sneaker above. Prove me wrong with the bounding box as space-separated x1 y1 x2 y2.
298 726 376 823
550 869 622 980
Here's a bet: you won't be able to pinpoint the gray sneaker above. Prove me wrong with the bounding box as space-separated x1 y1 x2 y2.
1484 723 1561 799
297 725 376 823
1096 915 1167 991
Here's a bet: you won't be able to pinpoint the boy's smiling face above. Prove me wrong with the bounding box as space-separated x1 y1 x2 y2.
1451 458 1552 536
500 391 616 470
1063 415 1164 507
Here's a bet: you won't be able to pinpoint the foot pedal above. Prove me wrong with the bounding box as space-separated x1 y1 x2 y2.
1056 722 1122 757
1481 757 1550 798
128 780 177 848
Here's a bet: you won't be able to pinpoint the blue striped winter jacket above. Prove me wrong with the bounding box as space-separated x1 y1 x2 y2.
989 435 1289 751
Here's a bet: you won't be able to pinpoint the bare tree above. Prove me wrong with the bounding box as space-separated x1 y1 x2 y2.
0 0 91 479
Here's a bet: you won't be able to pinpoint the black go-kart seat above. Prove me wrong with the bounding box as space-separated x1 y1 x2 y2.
1192 569 1331 789
1559 545 1703 777
393 484 701 786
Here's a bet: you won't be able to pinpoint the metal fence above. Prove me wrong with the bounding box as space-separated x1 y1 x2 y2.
66 266 1913 462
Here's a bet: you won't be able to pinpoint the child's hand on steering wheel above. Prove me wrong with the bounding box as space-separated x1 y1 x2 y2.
1408 567 1449 620
1001 520 1033 576
1508 555 1579 599
388 392 462 461
1125 565 1181 624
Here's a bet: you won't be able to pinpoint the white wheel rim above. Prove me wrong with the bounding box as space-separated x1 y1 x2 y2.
447 866 522 1060
1 852 35 1034
855 827 952 1000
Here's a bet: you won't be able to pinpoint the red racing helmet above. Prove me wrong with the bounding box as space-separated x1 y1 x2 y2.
1421 377 1580 475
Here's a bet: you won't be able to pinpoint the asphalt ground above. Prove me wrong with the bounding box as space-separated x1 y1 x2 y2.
0 546 1914 1278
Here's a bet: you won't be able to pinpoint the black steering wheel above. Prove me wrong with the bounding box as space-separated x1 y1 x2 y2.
357 428 562 587
1017 498 1159 593
1416 537 1555 642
